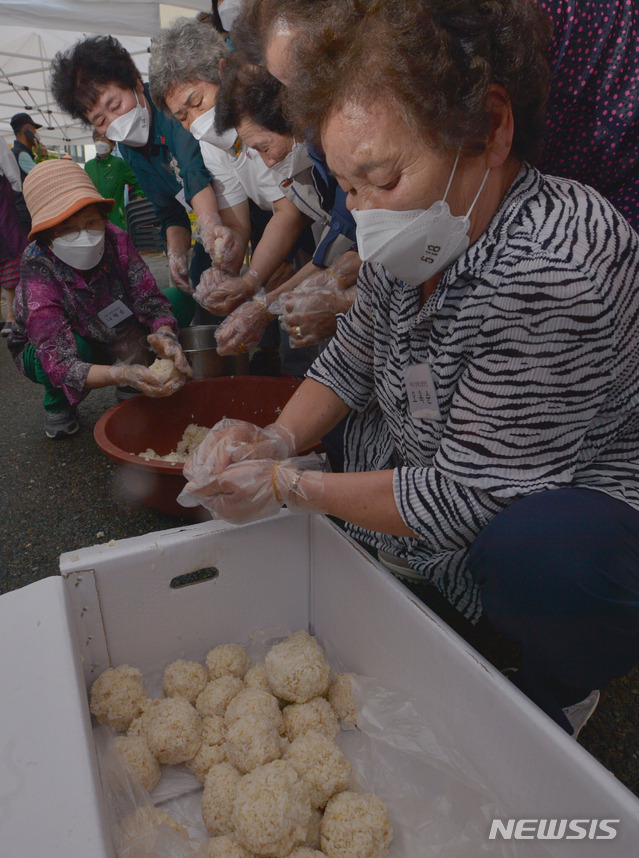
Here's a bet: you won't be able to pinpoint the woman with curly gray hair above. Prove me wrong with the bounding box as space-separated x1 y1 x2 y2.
181 0 639 739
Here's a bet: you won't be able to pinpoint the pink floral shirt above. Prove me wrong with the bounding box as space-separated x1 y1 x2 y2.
10 223 177 405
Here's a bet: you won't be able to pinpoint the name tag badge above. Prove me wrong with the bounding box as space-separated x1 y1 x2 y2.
98 299 134 328
406 362 441 421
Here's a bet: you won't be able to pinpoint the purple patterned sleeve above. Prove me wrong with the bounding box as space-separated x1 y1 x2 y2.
19 254 91 404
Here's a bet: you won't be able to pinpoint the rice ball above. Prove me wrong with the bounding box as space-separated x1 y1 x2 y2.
225 714 283 773
162 659 209 704
225 687 284 733
113 735 161 793
186 740 227 782
232 760 312 857
143 697 202 765
196 676 245 717
149 357 182 383
201 714 225 745
285 732 352 809
212 236 226 266
201 762 242 836
244 662 271 692
265 632 331 704
328 675 357 726
206 643 249 679
203 834 255 858
283 697 340 742
126 710 148 738
90 664 149 732
320 792 392 858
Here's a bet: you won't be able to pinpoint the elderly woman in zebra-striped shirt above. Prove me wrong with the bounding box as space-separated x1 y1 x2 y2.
179 0 639 737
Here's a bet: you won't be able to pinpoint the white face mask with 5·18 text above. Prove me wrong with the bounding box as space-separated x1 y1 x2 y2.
353 152 489 286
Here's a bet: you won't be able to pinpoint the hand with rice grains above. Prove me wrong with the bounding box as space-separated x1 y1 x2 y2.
147 328 192 377
197 212 241 274
107 363 185 398
183 419 297 479
178 417 304 519
281 281 357 349
179 455 325 524
214 292 274 356
195 267 262 316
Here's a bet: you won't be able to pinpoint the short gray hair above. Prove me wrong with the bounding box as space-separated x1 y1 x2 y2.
149 17 229 115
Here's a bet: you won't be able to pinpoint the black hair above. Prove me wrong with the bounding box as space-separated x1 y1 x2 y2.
210 1 226 33
50 35 141 122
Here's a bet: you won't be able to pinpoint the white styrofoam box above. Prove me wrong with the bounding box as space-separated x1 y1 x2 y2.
0 576 112 856
2 511 639 857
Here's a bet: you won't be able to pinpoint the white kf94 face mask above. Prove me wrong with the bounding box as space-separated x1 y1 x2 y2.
51 229 105 270
105 91 150 147
270 140 313 179
189 106 238 151
353 152 490 286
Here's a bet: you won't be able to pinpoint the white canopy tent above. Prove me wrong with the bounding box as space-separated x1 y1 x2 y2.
0 1 209 149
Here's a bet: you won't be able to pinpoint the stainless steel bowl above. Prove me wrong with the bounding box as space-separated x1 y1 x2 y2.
179 325 250 378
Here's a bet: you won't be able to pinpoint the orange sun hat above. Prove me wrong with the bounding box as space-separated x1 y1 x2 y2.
22 158 115 241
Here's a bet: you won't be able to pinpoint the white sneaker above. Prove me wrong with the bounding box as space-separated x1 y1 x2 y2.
562 689 600 738
44 406 80 439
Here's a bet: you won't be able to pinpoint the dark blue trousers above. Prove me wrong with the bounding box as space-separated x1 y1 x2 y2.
467 487 639 732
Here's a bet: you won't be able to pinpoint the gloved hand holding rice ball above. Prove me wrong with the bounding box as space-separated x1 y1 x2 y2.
108 327 192 397
178 418 327 522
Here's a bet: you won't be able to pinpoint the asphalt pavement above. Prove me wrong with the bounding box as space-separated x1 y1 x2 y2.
0 251 637 798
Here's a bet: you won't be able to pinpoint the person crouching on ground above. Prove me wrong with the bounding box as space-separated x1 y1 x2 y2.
8 158 193 439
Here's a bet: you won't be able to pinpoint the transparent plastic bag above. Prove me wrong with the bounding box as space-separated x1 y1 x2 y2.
94 726 201 857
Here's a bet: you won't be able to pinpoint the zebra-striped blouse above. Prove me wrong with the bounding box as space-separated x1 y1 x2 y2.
307 163 639 621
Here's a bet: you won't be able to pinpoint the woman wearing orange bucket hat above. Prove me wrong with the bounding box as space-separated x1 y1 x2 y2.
7 159 193 439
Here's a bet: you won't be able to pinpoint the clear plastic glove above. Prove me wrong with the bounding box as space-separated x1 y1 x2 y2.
195 267 262 316
182 418 297 482
107 363 185 397
147 330 192 377
178 455 325 523
197 213 238 274
281 277 357 348
167 249 192 292
215 292 273 355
